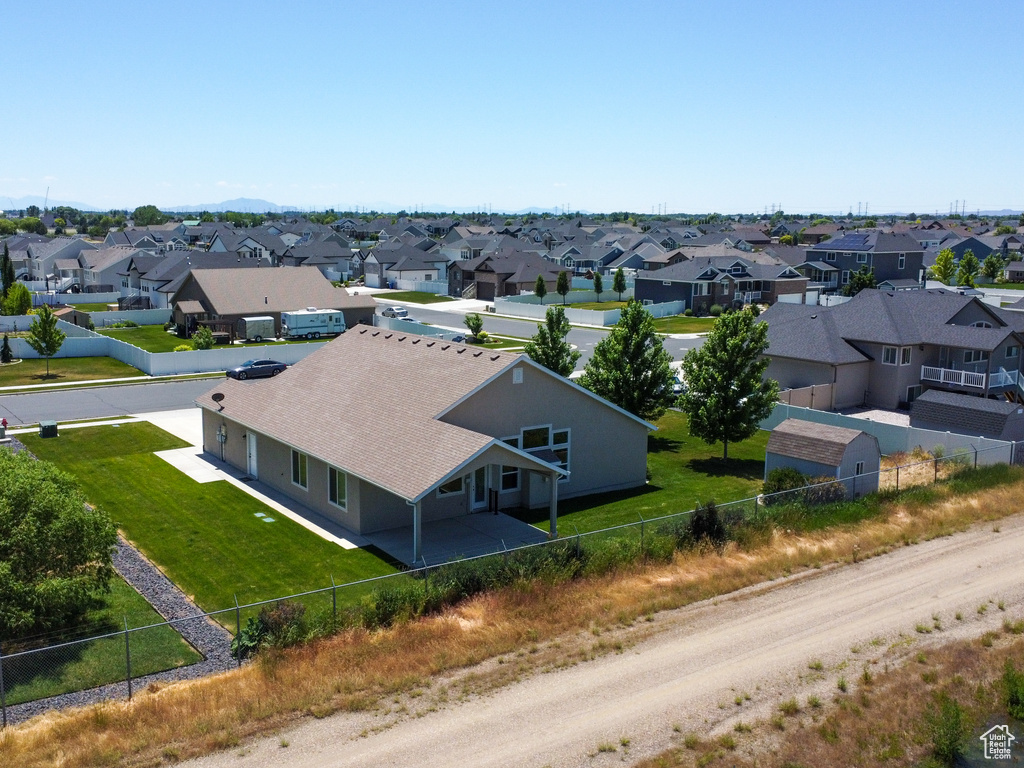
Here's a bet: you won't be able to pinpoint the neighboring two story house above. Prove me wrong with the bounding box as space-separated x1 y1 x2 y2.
761 288 1024 410
806 232 924 291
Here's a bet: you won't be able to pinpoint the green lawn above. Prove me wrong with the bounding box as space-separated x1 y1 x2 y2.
96 325 186 353
991 283 1024 290
651 315 717 334
381 291 455 304
69 302 114 312
21 424 400 623
0 356 143 387
565 300 629 311
513 410 768 533
4 577 202 706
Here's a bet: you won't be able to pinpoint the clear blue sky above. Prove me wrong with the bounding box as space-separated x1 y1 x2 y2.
2 0 1021 215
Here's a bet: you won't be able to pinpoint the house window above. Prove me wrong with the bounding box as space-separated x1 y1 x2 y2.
1007 345 1019 359
500 465 519 492
898 253 906 270
437 477 464 496
291 450 308 489
855 461 865 475
328 467 347 509
513 367 523 384
964 349 989 364
825 252 836 262
907 385 922 403
882 346 898 365
857 252 867 263
425 274 433 281
900 346 912 365
694 282 708 296
971 321 992 328
662 280 672 286
841 270 851 285
520 425 570 479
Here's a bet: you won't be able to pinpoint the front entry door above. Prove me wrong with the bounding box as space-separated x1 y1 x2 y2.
471 466 488 511
246 432 258 479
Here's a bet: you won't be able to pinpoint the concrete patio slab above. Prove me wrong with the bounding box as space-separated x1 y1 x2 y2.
365 512 550 566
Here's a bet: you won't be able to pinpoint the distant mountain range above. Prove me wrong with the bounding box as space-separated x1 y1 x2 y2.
1 194 1020 218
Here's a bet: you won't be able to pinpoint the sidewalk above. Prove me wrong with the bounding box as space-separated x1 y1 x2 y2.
0 371 220 393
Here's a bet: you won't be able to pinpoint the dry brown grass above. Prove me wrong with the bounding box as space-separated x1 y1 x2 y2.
878 450 963 491
634 620 1024 768
3 475 1024 768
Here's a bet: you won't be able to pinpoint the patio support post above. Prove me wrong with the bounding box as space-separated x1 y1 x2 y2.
548 471 559 538
412 500 423 564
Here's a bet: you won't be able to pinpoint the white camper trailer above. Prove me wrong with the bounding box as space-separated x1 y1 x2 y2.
280 308 346 339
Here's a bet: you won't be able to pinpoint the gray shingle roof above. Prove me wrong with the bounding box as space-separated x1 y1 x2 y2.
766 418 870 466
910 389 1022 435
759 303 869 365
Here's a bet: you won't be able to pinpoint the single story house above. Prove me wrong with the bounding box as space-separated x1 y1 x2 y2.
196 328 654 563
765 418 880 497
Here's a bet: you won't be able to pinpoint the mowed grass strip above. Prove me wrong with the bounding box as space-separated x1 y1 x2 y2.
0 356 143 387
651 315 717 334
94 325 184 353
21 423 398 618
516 410 768 533
4 578 202 706
379 290 454 304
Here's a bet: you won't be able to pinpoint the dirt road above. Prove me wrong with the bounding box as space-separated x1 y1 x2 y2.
187 516 1024 768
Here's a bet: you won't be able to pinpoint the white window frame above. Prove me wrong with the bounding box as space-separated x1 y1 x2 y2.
964 349 989 364
841 270 851 285
855 461 865 475
825 251 836 262
900 346 912 366
856 252 867 263
520 424 570 481
882 346 898 365
437 476 464 497
291 450 308 489
328 467 347 510
898 253 906 270
1007 345 1019 359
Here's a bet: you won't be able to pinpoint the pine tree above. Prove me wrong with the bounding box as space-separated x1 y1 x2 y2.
1 334 12 364
613 267 627 301
524 306 580 377
26 305 67 378
1 242 14 298
580 299 676 421
556 271 570 305
534 274 548 302
679 308 778 460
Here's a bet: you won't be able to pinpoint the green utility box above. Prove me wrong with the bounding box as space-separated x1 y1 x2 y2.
39 421 58 438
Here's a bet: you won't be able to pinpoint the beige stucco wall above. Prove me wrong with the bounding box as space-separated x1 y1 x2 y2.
440 362 649 499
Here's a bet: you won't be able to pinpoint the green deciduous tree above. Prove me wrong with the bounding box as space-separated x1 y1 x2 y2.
593 271 604 303
613 267 627 301
131 205 168 227
957 250 980 287
932 248 956 284
0 450 117 641
556 270 570 305
679 308 779 460
464 312 484 340
580 299 676 421
982 253 1005 280
842 265 877 297
534 274 547 302
524 306 580 377
27 304 67 377
0 218 17 236
3 282 32 316
190 326 215 350
996 225 1015 236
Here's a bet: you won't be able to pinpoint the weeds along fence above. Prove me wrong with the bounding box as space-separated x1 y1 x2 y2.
0 443 1014 725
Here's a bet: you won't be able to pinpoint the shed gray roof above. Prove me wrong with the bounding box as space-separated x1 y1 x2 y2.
766 418 872 466
910 389 1023 436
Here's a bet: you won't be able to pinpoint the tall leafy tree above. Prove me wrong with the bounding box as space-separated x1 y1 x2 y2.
1 241 14 297
613 267 627 301
982 253 1005 281
957 250 980 287
534 274 548 302
132 205 168 227
524 306 580 377
593 271 604 303
27 304 67 377
580 299 676 421
679 308 779 460
842 266 876 297
932 248 956 284
556 270 570 305
0 450 117 641
3 282 32 316
463 312 484 340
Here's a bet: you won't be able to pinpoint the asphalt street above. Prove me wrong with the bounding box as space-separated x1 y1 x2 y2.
0 379 215 426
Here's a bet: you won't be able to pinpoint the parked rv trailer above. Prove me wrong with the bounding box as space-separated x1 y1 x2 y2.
280 308 346 339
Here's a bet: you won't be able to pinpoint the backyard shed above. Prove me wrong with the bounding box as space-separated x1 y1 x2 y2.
765 418 880 497
909 389 1024 441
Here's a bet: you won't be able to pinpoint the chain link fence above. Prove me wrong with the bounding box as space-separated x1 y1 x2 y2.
1 440 1015 725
